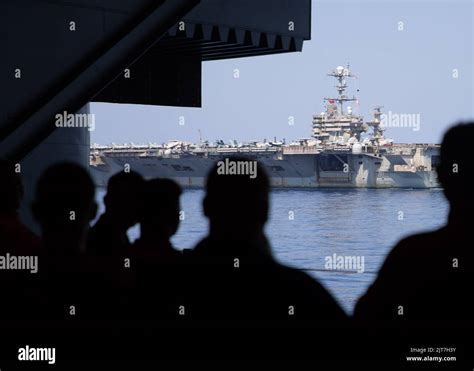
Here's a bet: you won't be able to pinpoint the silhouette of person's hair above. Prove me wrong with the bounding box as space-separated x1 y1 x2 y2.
32 162 97 254
88 170 144 255
190 156 346 320
354 122 474 320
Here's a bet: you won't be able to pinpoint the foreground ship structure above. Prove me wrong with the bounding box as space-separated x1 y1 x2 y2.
91 65 440 188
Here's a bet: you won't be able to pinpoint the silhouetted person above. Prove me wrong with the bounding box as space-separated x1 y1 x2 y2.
88 170 144 255
31 162 121 320
0 160 39 253
189 157 346 321
132 178 184 318
33 163 97 255
354 122 474 320
133 178 182 258
0 161 40 319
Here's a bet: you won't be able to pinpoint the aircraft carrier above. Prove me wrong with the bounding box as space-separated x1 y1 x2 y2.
90 65 440 188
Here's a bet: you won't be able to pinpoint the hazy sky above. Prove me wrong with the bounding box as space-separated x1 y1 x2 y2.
91 0 473 145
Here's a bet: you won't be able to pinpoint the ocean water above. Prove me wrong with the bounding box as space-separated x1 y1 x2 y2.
95 188 449 315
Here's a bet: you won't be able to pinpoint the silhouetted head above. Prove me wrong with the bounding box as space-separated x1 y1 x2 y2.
140 178 182 240
437 122 474 216
0 160 23 215
104 170 144 229
32 163 97 251
204 157 269 240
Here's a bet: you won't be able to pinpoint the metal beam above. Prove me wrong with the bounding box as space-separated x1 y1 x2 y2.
202 49 289 62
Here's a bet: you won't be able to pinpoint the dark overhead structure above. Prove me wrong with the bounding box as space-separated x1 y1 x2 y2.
2 0 202 161
94 0 311 107
0 0 311 229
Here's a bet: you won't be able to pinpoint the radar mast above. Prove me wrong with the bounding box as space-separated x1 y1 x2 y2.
324 64 357 116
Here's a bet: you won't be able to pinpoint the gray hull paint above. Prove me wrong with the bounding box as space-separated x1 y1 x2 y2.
90 151 439 189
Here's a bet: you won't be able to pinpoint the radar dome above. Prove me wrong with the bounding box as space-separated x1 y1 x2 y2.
336 66 344 74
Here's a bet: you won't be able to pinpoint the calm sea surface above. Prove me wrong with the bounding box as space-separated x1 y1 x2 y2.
95 188 449 314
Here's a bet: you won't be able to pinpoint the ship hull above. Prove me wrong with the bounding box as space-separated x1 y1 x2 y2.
90 148 440 189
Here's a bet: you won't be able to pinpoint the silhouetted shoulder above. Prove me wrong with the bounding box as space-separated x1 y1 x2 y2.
272 263 347 320
354 227 455 319
379 227 449 274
